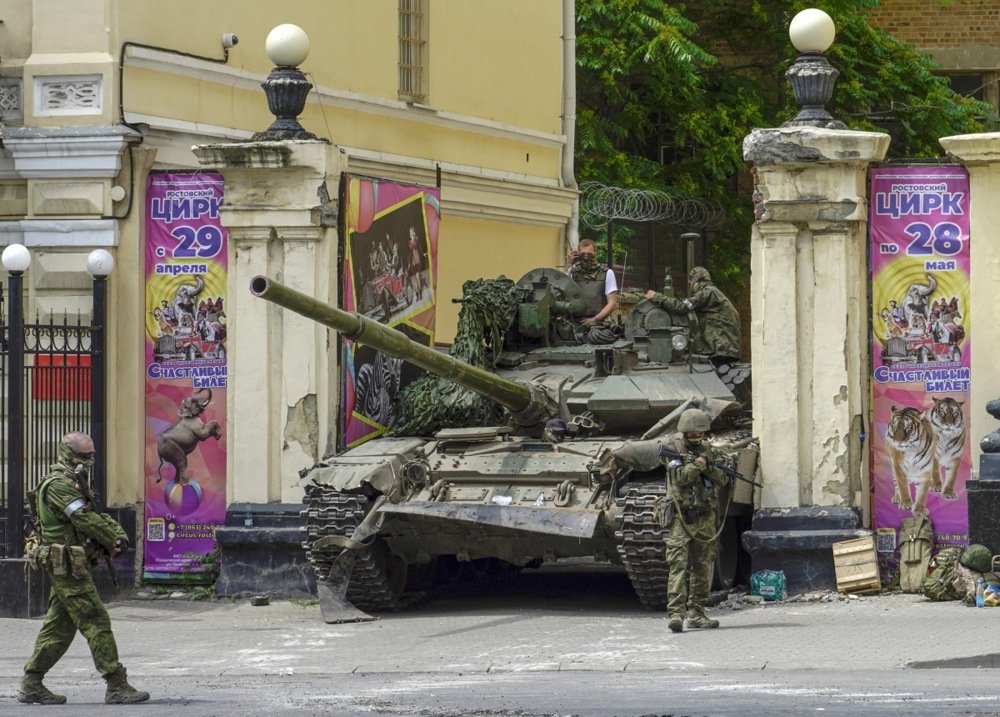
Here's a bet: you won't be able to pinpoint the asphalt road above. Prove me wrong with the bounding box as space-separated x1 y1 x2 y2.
2 565 999 717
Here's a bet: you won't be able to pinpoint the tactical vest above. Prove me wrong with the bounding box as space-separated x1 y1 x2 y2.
665 437 720 514
36 474 79 546
571 264 609 318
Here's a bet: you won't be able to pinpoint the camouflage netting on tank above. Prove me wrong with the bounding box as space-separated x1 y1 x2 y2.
389 277 524 436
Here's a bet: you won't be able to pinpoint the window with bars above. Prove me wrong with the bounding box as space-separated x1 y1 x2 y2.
399 0 427 103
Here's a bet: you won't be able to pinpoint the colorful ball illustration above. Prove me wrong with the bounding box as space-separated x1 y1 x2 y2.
164 478 203 515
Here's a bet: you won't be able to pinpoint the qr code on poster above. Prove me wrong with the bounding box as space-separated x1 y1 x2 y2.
147 518 166 542
876 527 897 553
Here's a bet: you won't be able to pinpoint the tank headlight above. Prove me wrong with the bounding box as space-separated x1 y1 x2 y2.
672 333 688 351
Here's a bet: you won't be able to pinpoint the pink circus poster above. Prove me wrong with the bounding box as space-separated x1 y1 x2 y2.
341 175 440 449
869 166 972 580
143 172 228 579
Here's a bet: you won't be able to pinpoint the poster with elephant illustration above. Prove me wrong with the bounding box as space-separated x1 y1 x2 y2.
869 165 971 586
340 175 440 449
143 171 228 579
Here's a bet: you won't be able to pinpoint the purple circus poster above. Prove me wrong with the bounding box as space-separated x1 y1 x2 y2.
143 172 228 579
869 166 971 581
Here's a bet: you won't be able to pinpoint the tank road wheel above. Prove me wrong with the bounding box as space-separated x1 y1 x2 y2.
615 479 669 610
300 484 408 612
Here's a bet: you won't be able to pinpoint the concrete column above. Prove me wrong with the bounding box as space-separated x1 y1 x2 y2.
938 133 1000 552
938 133 1000 465
192 140 343 505
742 127 889 592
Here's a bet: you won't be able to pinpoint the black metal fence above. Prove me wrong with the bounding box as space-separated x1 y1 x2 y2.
0 283 96 558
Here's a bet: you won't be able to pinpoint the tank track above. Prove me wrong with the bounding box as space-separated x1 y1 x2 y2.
301 483 409 612
615 479 669 610
301 484 521 612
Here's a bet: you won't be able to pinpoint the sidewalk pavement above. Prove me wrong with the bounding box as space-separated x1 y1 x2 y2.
2 573 997 676
1 567 997 714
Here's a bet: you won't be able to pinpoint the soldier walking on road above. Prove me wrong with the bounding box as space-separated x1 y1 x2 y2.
663 409 728 633
18 432 150 705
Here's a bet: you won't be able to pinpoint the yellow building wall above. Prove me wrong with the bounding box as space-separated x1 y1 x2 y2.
435 217 562 336
4 0 573 506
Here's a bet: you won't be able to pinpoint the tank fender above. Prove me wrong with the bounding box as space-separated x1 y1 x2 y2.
297 437 429 501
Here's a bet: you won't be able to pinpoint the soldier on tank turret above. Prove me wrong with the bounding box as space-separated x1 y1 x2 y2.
645 266 740 363
566 239 619 344
663 409 728 633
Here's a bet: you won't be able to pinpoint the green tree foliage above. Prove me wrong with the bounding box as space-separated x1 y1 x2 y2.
576 0 991 288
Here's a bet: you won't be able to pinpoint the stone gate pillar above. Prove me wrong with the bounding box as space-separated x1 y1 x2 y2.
192 139 343 596
742 127 889 592
939 132 1000 552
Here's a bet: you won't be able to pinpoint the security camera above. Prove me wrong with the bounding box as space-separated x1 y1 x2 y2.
222 33 239 49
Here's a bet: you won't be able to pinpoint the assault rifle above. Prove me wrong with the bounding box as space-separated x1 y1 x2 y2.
76 464 120 590
658 447 762 488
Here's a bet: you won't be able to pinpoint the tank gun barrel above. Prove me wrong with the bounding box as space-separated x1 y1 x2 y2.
250 276 539 418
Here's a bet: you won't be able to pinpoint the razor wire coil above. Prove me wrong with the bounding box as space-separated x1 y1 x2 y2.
579 182 725 229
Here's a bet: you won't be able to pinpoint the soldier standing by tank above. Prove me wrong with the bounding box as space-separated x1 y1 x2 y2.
663 409 727 633
644 266 740 363
18 432 150 705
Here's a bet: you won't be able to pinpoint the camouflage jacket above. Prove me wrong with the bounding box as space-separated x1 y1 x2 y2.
664 435 727 514
36 467 127 552
650 282 741 360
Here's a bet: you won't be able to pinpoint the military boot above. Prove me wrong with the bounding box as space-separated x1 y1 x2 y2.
18 672 67 704
104 667 150 704
668 616 684 633
686 609 720 629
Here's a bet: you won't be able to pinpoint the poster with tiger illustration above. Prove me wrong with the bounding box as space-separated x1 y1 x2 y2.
869 166 971 586
340 176 441 449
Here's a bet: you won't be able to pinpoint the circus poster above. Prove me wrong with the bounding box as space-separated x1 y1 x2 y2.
142 172 228 579
341 175 440 449
869 166 971 582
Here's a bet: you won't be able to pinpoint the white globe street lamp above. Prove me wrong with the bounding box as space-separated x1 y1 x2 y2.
1 243 32 273
253 23 318 141
87 248 115 277
783 8 846 129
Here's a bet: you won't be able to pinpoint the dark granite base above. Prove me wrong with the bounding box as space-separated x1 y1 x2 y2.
967 479 1000 554
741 506 864 595
213 502 316 599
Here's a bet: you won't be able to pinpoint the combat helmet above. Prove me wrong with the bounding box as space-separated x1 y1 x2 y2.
678 408 711 433
688 266 711 284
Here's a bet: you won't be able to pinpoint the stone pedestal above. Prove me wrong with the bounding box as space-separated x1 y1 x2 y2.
213 503 316 599
741 507 864 593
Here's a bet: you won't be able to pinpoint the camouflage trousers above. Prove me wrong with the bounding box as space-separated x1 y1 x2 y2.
24 569 122 678
664 510 717 618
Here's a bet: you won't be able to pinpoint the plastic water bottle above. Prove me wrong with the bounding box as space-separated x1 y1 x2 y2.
976 577 985 607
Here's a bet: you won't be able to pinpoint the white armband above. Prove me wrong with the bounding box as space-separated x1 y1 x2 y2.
64 498 86 518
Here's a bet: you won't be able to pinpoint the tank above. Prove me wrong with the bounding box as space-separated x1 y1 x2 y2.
250 269 759 623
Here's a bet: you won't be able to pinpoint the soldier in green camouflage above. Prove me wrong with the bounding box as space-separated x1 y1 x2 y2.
663 409 728 633
645 266 740 362
18 432 150 705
